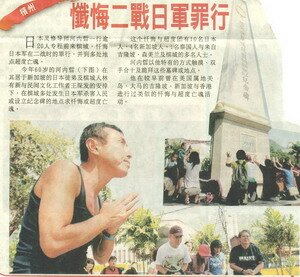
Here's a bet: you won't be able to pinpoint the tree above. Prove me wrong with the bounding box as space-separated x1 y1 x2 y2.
288 141 300 165
192 224 221 249
10 121 76 236
165 139 183 161
200 157 211 180
252 208 299 274
270 142 291 163
117 208 161 273
100 186 112 201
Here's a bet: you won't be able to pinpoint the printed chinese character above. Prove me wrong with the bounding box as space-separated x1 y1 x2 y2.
191 3 209 30
70 3 89 29
131 3 149 30
91 3 109 29
171 4 189 30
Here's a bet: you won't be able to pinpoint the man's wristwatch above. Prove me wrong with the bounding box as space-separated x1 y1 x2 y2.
102 230 116 241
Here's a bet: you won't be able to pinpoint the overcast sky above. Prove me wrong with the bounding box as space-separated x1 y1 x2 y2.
261 0 300 125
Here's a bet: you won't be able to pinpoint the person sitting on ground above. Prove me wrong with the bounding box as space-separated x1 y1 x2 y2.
156 225 191 275
101 256 123 274
191 244 212 275
230 230 264 275
183 151 201 204
225 150 249 205
209 240 225 275
200 179 223 204
253 157 280 201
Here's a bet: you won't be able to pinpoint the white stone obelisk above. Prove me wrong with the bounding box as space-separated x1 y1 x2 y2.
209 0 272 196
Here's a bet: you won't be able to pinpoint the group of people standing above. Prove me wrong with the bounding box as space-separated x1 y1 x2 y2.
150 225 264 275
226 149 300 205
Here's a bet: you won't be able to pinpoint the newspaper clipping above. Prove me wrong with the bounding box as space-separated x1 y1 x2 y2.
0 0 299 275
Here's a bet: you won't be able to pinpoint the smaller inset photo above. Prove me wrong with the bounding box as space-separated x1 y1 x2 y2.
163 138 222 206
163 135 300 207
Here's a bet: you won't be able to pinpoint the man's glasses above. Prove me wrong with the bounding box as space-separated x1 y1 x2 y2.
173 235 183 239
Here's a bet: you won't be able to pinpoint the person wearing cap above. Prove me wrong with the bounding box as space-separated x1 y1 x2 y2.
191 244 211 274
229 230 264 275
156 225 191 275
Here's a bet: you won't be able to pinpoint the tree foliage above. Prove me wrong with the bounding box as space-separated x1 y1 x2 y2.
10 121 76 236
192 224 221 249
252 208 299 272
270 140 300 165
100 186 112 201
270 145 291 163
117 208 161 263
165 139 183 161
288 141 300 165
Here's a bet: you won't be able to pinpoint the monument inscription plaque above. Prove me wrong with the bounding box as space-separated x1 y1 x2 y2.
240 133 256 153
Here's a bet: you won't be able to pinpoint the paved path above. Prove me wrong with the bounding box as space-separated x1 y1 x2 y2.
164 197 300 206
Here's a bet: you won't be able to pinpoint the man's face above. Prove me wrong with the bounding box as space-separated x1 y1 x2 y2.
98 128 132 177
239 232 251 245
169 233 183 248
108 258 117 269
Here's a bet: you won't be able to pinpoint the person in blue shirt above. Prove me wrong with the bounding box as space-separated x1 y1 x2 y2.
209 240 225 275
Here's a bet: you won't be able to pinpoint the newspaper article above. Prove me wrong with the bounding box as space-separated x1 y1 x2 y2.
0 0 299 275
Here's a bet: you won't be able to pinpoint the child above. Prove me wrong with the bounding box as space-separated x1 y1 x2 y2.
191 244 212 274
209 240 225 275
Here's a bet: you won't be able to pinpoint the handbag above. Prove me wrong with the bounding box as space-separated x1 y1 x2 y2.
288 186 299 196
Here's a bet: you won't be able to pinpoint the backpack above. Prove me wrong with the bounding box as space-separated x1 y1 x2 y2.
232 161 249 191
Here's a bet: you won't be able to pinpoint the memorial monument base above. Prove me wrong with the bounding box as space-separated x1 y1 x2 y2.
209 102 271 196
